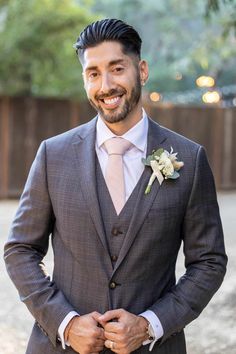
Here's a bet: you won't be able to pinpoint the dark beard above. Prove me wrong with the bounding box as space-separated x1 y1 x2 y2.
89 74 142 124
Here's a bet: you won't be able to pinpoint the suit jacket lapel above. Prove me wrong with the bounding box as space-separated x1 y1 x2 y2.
113 118 167 273
72 117 109 254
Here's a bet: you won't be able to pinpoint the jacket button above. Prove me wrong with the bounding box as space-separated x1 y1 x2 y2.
110 281 117 289
111 228 122 236
111 255 118 262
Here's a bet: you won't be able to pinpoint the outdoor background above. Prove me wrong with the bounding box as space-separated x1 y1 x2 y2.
0 0 236 353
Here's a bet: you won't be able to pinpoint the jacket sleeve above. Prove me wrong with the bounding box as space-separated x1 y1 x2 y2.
4 141 75 347
149 146 227 343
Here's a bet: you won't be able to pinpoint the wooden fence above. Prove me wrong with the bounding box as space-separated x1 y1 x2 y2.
0 95 235 198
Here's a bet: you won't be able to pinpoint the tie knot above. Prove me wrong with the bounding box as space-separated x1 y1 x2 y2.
104 137 132 156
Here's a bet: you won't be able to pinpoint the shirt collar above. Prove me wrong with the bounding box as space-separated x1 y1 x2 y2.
96 109 148 152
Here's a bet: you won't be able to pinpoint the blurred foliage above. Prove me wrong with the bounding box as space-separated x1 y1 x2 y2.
0 0 97 97
206 0 236 36
0 0 235 97
91 0 236 93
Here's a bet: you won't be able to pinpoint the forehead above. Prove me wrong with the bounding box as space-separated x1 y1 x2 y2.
82 41 131 70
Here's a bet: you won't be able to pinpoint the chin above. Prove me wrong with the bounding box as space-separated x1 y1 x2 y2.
99 102 132 124
90 101 127 124
101 112 127 124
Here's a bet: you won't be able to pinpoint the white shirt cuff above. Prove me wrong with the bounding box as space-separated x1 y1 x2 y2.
58 311 79 349
139 309 164 351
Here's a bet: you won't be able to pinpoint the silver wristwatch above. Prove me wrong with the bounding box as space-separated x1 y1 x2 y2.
142 319 155 345
147 322 155 340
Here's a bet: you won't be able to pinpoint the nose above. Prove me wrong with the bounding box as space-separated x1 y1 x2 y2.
100 73 114 94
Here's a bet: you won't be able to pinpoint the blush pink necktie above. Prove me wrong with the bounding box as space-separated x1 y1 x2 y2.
104 137 132 215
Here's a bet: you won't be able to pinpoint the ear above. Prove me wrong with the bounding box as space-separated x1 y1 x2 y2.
139 60 149 86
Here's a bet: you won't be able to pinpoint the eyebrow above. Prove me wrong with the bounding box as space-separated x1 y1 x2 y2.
84 59 127 72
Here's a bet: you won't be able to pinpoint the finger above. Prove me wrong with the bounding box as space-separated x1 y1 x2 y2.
104 321 122 333
92 311 103 322
87 341 104 353
94 327 106 340
105 339 119 351
93 338 105 347
97 330 106 341
104 331 120 341
91 349 106 354
99 309 124 323
93 344 105 352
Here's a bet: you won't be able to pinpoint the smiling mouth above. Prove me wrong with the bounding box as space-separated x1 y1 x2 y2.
99 95 123 109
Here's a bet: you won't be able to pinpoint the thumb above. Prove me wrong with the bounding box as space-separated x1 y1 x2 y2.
98 309 124 324
91 311 104 324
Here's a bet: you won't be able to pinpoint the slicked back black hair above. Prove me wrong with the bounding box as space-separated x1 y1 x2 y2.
74 18 142 60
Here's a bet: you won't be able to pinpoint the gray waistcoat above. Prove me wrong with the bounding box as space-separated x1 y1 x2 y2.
96 158 141 268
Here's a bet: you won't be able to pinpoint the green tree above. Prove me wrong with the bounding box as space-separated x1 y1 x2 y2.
0 0 97 97
92 0 236 93
0 0 235 97
205 0 236 36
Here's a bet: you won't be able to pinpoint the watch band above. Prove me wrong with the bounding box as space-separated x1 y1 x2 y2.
147 322 155 340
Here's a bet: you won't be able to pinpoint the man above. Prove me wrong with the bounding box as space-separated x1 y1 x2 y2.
4 19 227 354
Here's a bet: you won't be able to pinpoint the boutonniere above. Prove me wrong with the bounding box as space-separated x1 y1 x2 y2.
142 147 184 194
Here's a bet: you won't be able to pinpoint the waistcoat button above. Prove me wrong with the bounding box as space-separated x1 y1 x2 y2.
111 227 122 236
109 281 117 289
111 255 118 262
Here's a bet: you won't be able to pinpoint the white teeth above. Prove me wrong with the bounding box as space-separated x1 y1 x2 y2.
104 96 120 105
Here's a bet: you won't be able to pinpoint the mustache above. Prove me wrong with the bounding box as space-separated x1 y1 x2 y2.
95 88 126 101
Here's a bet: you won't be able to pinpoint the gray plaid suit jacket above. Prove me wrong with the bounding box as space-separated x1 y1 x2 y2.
4 117 227 354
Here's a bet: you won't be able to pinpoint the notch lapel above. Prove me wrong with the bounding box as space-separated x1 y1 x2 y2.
72 117 109 254
113 118 167 273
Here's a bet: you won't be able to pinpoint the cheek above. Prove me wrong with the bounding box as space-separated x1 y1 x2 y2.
84 84 96 99
122 72 140 90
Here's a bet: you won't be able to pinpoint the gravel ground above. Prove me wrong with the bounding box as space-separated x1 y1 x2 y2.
0 192 235 354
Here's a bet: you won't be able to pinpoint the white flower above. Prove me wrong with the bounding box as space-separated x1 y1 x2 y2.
143 147 184 194
163 162 174 177
159 151 170 165
159 152 174 177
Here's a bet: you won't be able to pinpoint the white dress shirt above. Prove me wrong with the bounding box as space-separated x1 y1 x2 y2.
58 110 164 350
95 111 147 201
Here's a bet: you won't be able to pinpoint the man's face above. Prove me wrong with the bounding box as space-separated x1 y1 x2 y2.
82 41 147 125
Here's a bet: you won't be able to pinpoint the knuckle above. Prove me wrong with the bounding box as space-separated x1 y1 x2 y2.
89 337 97 345
120 323 126 332
86 338 92 346
116 334 122 343
90 329 97 337
120 334 126 343
96 330 102 338
119 341 126 349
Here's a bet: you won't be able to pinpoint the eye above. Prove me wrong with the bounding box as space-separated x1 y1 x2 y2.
88 72 99 80
113 66 124 73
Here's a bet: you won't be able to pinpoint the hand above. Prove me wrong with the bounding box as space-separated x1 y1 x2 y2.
98 309 149 354
65 311 105 354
